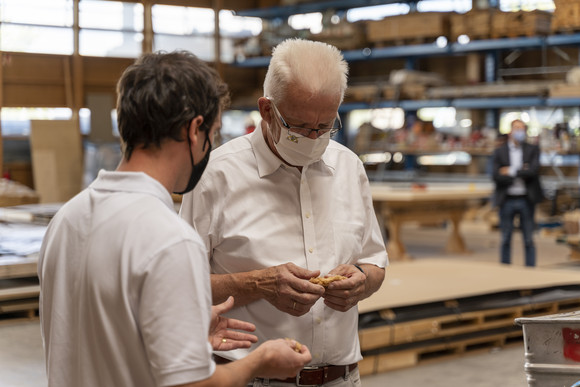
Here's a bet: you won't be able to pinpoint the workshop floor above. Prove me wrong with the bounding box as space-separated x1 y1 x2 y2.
1 219 576 387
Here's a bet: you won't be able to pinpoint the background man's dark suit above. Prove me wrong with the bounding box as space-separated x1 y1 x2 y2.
492 139 544 267
492 142 544 206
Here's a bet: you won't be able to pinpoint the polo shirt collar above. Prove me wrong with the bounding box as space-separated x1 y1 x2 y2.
251 121 334 178
90 170 175 211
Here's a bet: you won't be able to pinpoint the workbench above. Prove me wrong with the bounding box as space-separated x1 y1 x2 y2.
371 182 493 260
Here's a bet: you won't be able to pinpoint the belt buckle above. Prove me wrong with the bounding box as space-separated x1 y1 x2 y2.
296 366 318 386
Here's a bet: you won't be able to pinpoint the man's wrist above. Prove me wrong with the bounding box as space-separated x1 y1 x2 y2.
353 264 367 278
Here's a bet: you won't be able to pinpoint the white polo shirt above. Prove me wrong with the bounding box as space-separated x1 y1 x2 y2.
180 127 388 366
38 170 215 387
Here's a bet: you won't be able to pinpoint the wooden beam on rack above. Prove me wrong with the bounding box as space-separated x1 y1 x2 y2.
143 1 154 54
213 0 223 78
72 0 83 123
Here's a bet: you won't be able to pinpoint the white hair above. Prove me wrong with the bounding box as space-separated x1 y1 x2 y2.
263 38 349 104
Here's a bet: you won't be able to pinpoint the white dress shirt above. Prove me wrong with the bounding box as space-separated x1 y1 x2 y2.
507 140 527 196
180 127 388 366
39 171 215 387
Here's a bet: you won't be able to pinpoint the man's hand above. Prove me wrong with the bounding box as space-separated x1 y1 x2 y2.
499 166 511 176
320 264 367 312
252 338 312 379
259 262 325 317
209 296 258 351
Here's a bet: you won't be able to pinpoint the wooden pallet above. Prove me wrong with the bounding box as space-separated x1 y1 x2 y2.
359 297 580 352
450 10 496 41
0 298 39 325
366 12 450 46
359 328 524 375
311 21 367 51
553 1 580 33
491 10 552 39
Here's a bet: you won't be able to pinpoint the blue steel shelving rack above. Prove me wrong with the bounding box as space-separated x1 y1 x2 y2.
232 2 580 115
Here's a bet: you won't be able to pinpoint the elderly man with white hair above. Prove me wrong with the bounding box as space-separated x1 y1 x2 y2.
180 38 388 387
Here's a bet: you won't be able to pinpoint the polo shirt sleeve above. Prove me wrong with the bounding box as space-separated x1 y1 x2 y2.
138 239 215 387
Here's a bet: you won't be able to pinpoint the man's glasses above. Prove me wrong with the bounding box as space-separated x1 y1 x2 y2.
267 98 342 139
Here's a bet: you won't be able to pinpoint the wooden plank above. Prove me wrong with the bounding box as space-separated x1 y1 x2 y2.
358 259 580 313
3 84 67 108
0 259 37 280
0 298 39 313
549 83 580 98
0 285 39 302
427 81 554 99
29 120 83 203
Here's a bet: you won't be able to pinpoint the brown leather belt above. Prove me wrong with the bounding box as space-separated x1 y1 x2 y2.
213 355 357 386
272 363 358 386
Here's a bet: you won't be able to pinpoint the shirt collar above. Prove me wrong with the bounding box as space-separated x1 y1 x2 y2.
251 122 285 177
90 170 175 211
250 121 334 178
508 140 522 150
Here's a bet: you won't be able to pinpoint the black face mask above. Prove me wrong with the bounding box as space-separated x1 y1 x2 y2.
174 131 212 195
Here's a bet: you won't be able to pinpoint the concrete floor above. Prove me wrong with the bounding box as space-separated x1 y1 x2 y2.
0 218 576 387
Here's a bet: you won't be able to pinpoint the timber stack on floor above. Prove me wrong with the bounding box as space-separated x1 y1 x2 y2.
0 204 59 324
357 259 580 376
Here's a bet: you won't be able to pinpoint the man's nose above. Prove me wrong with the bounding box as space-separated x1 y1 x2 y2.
306 131 319 140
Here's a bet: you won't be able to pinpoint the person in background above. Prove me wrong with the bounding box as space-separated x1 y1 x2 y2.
180 39 388 387
38 50 311 387
492 119 544 267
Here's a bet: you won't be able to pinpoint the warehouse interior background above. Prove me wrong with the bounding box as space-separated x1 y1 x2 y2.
1 0 580 386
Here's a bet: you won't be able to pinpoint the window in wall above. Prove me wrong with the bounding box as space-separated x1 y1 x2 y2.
347 4 410 22
499 0 555 12
0 0 73 54
79 0 144 58
288 13 323 33
417 107 473 137
417 0 472 13
1 108 74 136
152 5 261 63
0 107 121 137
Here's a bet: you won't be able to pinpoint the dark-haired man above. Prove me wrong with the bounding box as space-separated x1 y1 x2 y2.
38 51 310 387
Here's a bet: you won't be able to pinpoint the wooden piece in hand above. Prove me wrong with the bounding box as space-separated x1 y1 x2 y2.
285 338 302 353
309 275 347 287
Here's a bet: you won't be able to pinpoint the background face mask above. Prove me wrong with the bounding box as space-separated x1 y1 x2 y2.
274 131 330 167
512 131 526 143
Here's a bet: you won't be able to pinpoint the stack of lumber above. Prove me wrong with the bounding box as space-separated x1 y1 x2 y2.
345 84 382 103
366 12 450 45
491 10 552 38
0 277 39 324
311 21 367 51
552 0 580 33
427 81 554 99
0 178 38 207
450 10 498 41
549 83 580 98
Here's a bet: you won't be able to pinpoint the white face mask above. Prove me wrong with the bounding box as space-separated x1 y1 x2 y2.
273 130 330 167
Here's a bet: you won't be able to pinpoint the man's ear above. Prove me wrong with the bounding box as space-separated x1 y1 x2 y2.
258 97 273 124
188 115 205 147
